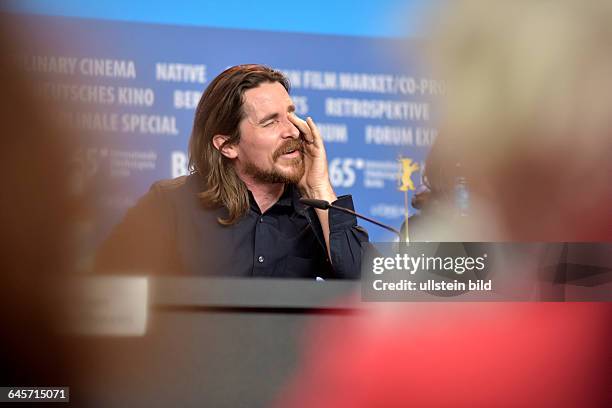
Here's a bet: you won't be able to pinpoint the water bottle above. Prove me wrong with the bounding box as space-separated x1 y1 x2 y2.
454 163 469 217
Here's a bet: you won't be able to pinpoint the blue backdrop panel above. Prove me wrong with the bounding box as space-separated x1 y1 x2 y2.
16 15 440 244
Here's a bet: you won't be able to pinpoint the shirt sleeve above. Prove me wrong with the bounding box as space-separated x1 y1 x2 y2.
326 195 370 279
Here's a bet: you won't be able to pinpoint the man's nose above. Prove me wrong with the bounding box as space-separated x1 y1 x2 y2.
280 117 300 139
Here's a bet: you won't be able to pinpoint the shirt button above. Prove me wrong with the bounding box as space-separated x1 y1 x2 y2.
259 217 263 223
257 255 264 263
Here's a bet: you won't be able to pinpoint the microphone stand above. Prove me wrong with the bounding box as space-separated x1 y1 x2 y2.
299 198 406 242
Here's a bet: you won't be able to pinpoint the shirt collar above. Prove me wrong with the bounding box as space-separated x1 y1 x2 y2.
247 184 301 213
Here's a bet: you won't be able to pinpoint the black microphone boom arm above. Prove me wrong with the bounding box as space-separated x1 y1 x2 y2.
298 198 403 241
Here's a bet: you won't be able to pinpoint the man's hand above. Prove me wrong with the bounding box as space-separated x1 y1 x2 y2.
288 113 337 261
288 114 337 203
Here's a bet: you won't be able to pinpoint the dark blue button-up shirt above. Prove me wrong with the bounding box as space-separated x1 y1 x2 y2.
96 174 368 279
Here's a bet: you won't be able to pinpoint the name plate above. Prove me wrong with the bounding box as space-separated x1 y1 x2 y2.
62 276 149 336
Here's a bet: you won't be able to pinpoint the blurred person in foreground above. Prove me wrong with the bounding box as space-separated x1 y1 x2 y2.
276 1 612 407
0 20 83 400
96 64 368 278
403 0 612 242
417 0 611 242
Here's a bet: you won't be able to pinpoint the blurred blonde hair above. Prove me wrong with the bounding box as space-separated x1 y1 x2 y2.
426 0 612 239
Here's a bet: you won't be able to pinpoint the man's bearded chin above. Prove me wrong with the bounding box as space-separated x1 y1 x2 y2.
244 140 305 184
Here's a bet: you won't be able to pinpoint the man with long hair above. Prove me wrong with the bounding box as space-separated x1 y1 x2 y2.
97 64 368 278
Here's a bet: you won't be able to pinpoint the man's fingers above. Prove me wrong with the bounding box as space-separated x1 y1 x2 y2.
306 117 322 147
288 113 314 143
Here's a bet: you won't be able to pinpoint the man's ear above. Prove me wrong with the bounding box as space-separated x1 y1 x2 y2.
212 134 238 159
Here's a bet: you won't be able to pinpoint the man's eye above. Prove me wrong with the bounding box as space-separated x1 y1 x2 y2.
262 120 279 128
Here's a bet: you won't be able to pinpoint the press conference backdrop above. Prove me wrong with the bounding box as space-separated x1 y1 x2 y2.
5 3 441 247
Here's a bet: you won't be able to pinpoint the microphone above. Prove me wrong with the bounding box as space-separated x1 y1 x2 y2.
298 198 331 210
299 197 405 242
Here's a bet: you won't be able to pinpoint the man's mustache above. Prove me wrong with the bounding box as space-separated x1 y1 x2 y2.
273 139 305 161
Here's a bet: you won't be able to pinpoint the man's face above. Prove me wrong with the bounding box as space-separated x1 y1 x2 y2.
233 81 305 184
